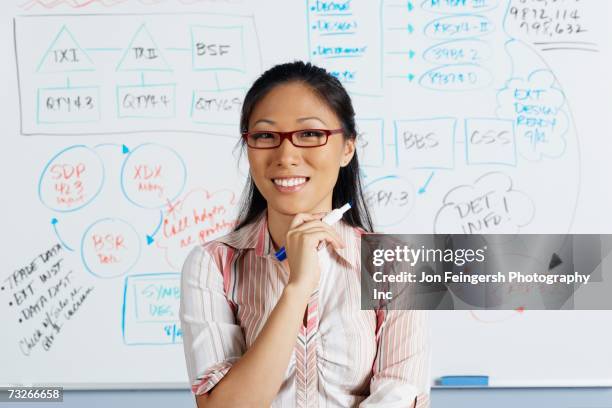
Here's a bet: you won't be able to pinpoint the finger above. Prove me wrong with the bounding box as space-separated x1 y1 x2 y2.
292 221 344 246
303 230 345 250
297 227 345 249
288 212 328 230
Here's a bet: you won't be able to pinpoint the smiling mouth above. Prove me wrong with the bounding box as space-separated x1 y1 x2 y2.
271 177 310 191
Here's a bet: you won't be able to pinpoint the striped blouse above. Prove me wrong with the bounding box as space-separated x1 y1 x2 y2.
179 209 431 407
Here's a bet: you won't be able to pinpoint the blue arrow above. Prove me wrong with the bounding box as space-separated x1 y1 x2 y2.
408 73 415 81
409 50 416 59
407 24 414 33
418 172 435 194
122 144 130 154
146 210 163 245
51 218 75 251
407 1 414 11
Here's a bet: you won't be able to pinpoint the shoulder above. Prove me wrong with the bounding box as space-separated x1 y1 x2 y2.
182 237 238 278
180 239 242 300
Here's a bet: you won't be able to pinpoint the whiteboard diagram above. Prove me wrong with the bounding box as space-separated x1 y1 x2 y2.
3 0 611 388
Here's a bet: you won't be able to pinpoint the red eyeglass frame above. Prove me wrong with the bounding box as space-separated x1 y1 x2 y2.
241 128 344 149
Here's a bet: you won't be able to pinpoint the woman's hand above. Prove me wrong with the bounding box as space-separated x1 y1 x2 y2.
284 212 346 295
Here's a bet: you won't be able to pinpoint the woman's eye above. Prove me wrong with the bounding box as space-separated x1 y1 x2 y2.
253 132 274 139
299 130 325 137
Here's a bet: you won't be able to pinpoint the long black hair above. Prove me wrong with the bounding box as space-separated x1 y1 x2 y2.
232 60 374 233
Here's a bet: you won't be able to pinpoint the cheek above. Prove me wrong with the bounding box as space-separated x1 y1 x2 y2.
247 153 267 182
247 151 263 171
312 151 342 184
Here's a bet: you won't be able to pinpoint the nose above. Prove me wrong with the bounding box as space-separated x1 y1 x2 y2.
273 136 302 167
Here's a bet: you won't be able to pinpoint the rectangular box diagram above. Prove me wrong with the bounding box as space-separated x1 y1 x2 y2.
122 273 182 345
14 13 262 136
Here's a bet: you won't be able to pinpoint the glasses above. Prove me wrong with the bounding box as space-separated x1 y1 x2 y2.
242 128 344 149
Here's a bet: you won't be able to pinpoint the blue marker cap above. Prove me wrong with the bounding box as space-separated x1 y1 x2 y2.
275 247 286 261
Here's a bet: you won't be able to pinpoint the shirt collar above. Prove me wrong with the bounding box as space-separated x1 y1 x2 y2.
215 208 363 268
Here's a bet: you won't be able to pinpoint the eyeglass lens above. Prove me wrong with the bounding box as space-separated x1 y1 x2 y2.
247 130 327 148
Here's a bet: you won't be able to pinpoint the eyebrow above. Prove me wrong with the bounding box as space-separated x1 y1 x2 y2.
251 116 328 127
251 118 275 127
297 116 327 126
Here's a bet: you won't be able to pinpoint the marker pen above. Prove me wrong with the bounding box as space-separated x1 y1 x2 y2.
274 202 352 262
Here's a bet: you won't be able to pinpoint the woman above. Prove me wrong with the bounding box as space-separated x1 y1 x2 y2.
180 61 431 407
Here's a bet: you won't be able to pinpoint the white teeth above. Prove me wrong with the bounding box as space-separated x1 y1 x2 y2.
273 177 307 187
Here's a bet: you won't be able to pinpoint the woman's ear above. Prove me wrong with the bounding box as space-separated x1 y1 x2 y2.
341 137 356 167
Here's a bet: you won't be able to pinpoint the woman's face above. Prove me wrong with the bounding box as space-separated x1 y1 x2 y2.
246 81 355 216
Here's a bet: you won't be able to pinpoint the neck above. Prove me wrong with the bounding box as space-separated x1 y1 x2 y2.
267 203 332 252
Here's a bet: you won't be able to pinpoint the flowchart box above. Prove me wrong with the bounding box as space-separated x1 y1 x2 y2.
116 84 176 119
465 118 517 166
37 86 100 123
191 88 245 125
190 25 245 72
355 119 385 167
394 118 456 170
122 273 183 345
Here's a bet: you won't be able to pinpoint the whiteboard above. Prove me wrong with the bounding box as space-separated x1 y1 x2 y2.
2 0 612 389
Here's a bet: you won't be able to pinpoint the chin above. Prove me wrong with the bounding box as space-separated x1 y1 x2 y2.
268 201 312 216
